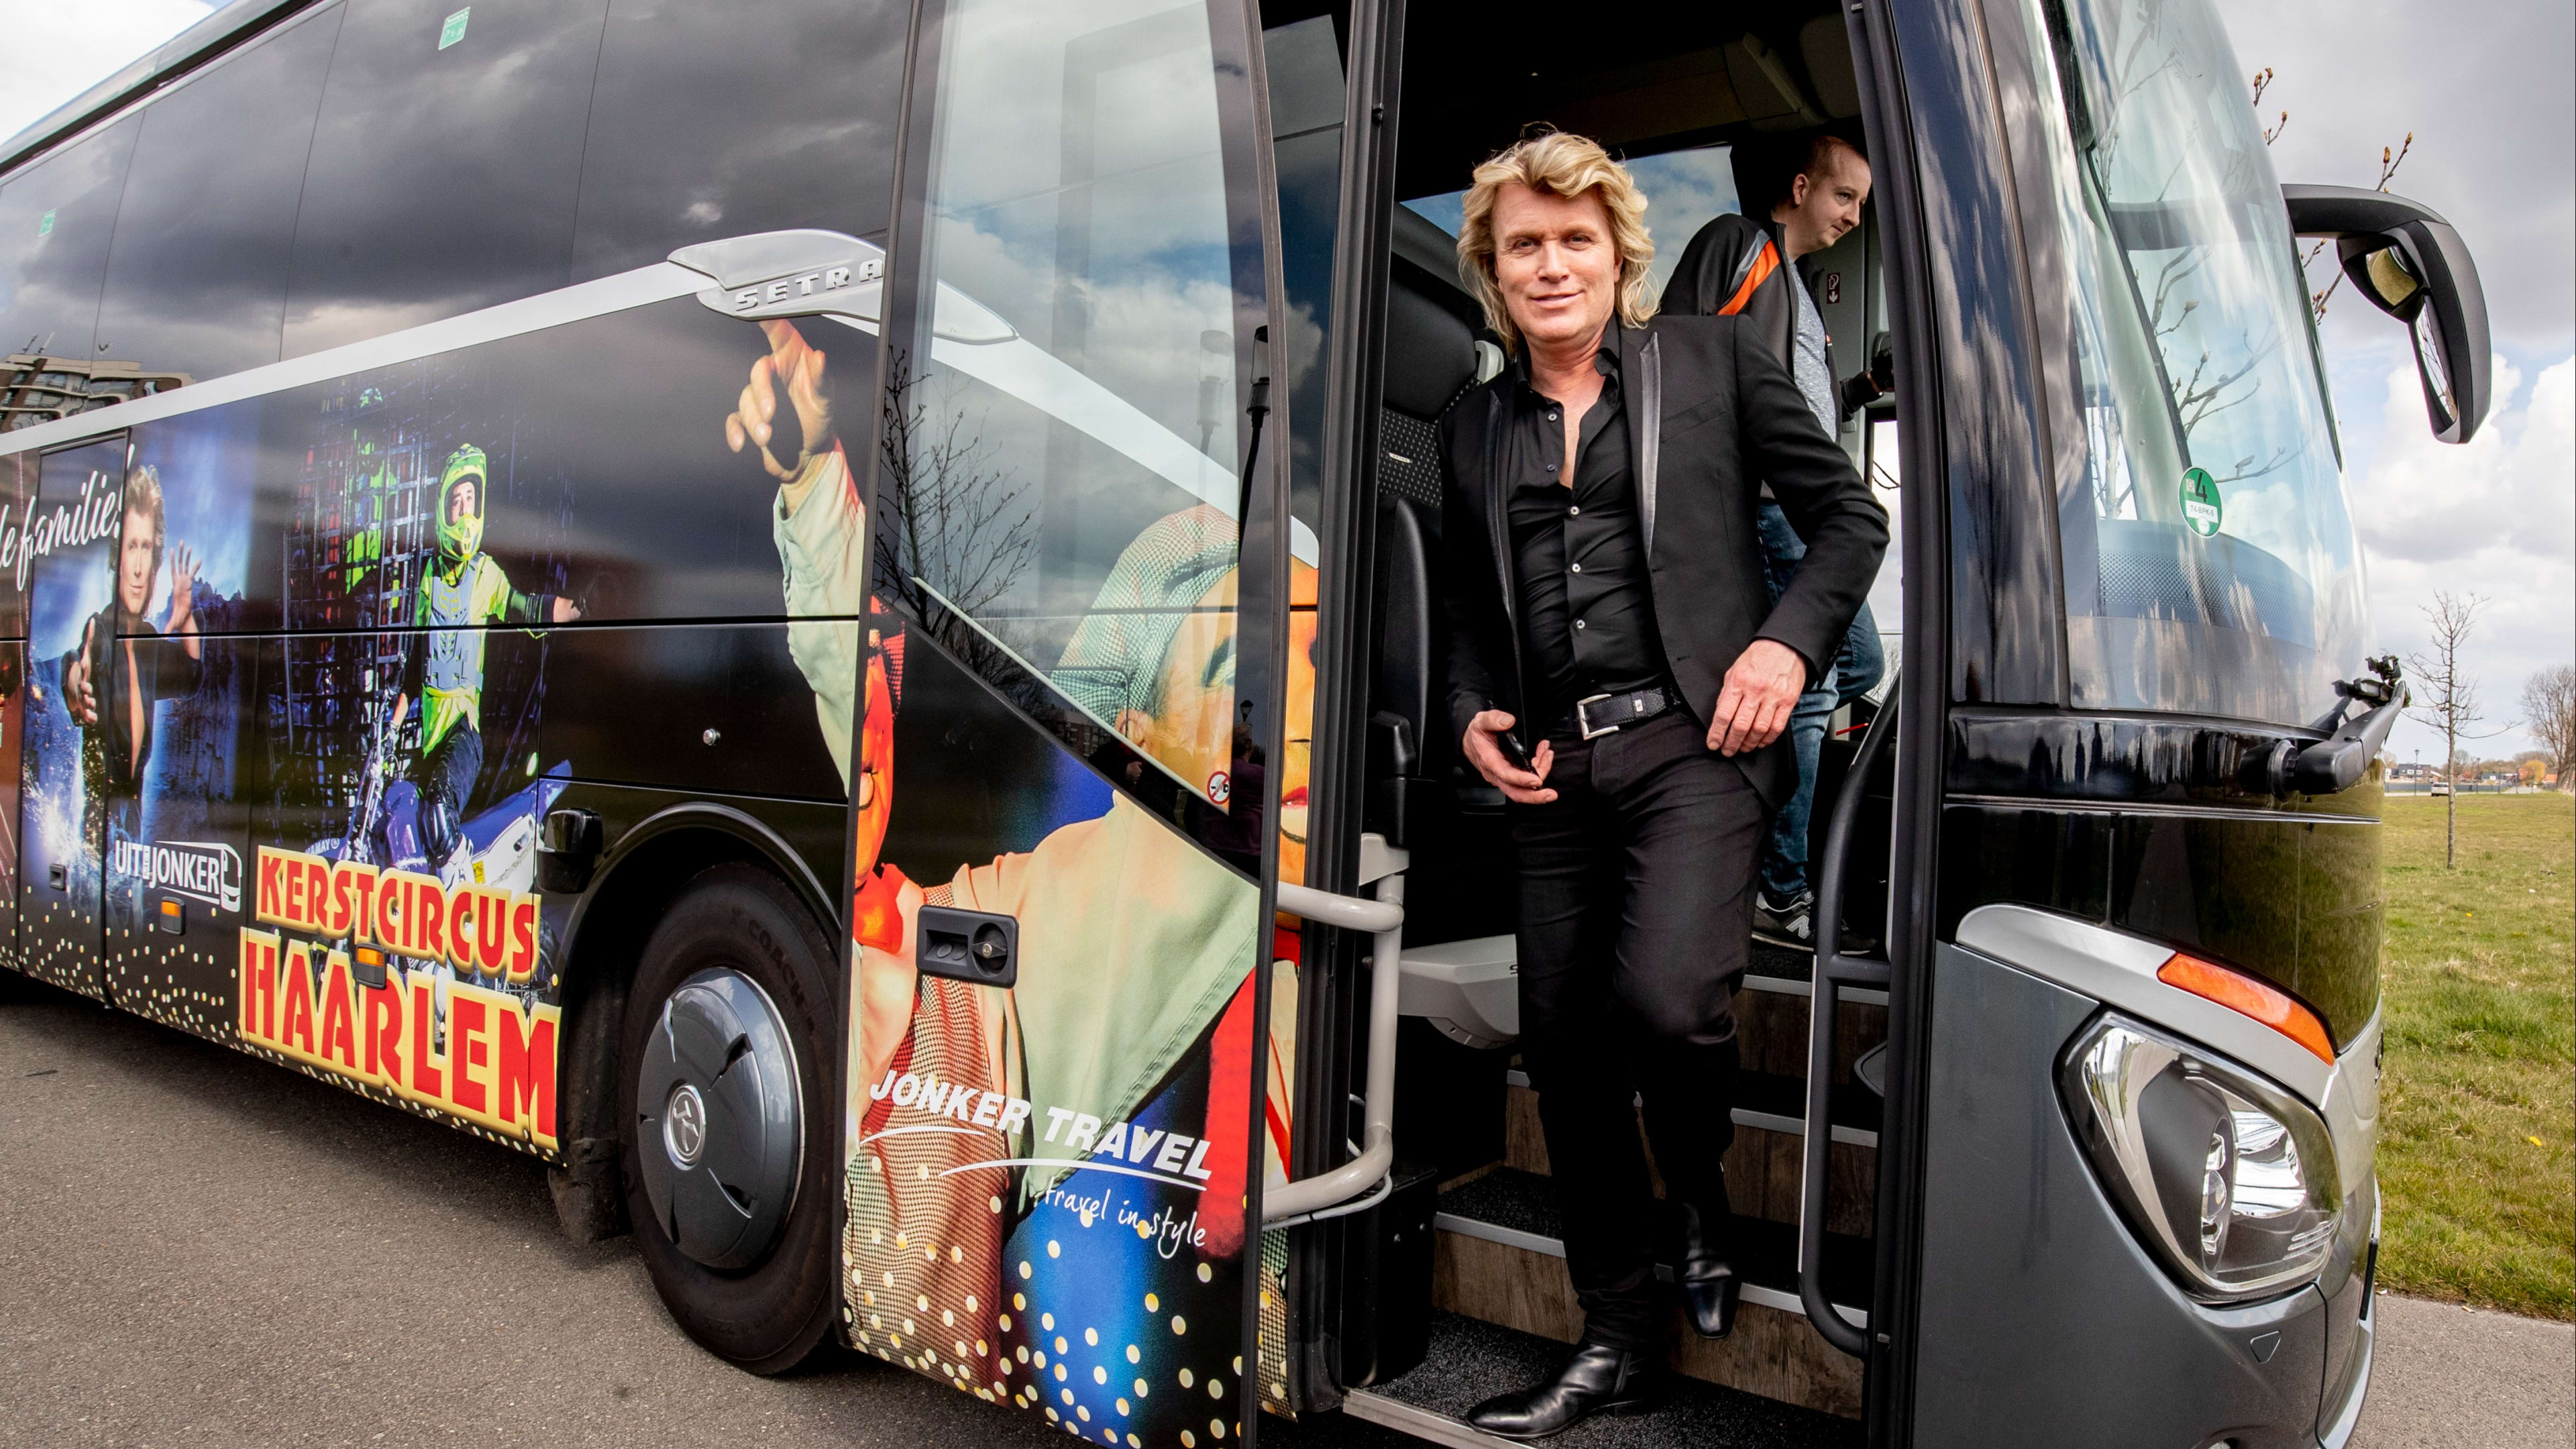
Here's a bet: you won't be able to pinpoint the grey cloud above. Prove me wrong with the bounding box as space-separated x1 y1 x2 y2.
2217 0 2575 353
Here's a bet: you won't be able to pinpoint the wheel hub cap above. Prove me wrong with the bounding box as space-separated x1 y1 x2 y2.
635 968 803 1270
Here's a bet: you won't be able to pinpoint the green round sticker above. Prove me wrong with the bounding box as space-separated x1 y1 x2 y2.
2180 467 2222 537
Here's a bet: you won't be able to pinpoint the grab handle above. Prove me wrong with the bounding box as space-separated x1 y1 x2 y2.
1800 680 1896 1357
1264 844 1407 1225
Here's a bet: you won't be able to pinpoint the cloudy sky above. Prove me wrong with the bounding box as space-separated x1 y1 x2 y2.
5 0 2571 760
2218 0 2575 763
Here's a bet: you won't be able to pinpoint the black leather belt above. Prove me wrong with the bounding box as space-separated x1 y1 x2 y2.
1572 687 1674 740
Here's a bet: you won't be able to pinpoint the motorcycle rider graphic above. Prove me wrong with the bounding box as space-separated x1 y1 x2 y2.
394 445 580 881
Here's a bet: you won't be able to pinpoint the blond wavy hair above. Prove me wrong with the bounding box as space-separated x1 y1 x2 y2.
1456 130 1656 351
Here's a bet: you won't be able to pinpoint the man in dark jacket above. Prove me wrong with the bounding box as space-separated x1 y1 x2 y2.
1660 133 1890 948
1438 131 1886 1439
64 462 203 799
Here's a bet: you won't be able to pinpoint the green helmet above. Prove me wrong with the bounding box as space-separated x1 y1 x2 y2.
435 445 487 564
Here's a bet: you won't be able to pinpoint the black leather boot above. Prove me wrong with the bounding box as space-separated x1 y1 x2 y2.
1677 1199 1742 1340
1462 1342 1669 1440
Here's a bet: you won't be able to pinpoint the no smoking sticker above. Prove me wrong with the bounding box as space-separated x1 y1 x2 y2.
2180 467 2222 537
1205 771 1230 806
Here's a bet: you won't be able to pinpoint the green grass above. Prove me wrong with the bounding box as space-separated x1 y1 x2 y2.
2375 793 2575 1319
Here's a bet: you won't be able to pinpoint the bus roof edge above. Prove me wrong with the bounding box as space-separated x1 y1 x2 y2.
0 0 319 178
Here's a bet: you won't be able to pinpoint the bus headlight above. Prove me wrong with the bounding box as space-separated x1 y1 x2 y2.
2059 1014 2341 1301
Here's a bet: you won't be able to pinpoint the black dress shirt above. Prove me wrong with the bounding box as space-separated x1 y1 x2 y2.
1499 348 1672 735
1437 318 1888 810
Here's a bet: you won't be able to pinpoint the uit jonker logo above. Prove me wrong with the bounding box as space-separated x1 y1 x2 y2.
2180 466 2223 538
111 838 244 913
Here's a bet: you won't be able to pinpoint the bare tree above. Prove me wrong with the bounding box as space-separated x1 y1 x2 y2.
873 352 1039 683
2250 66 2287 144
2253 66 2413 321
2406 592 2512 865
2522 663 2576 790
2301 138 2412 320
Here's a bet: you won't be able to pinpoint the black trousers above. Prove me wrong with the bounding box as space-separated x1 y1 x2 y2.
1510 709 1766 1352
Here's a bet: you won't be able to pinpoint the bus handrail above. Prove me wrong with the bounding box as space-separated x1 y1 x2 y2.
1265 871 1406 1225
1801 679 1898 1358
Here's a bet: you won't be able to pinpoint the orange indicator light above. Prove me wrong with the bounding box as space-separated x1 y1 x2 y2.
2156 953 2336 1064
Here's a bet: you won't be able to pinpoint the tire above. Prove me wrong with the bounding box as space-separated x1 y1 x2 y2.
619 863 839 1373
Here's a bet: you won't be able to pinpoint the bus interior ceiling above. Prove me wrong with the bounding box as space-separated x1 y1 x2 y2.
1390 0 1861 204
1326 0 1902 1434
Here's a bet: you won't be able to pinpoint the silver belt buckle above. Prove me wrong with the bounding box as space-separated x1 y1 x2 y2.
1575 694 1621 741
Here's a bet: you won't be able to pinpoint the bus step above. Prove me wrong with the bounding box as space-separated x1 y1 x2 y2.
1434 1167 1874 1316
1740 941 1891 999
1501 1068 1882 1146
1421 1168 1872 1417
1345 1311 1863 1448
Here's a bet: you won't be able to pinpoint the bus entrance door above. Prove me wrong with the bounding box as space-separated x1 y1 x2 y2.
836 0 1293 1439
17 433 128 1000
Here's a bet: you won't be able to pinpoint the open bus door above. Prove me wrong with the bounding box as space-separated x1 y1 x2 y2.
1265 0 1919 1436
825 0 1317 1439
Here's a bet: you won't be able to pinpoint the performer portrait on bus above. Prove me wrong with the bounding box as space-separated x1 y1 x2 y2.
1662 133 1892 951
392 445 580 881
64 463 204 799
1433 131 1885 1438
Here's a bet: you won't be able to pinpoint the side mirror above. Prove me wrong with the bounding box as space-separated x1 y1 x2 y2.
2282 185 2491 444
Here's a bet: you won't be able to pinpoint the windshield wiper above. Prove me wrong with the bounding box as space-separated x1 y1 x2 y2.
2249 657 2407 797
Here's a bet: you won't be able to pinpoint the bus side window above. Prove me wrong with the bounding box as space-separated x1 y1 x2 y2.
93 6 342 390
0 115 141 390
1865 414 1902 673
282 0 608 361
571 0 908 280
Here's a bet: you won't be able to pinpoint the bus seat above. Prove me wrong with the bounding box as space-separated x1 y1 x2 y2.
1375 250 1479 511
1397 934 1519 1048
1366 253 1480 847
1368 231 1522 953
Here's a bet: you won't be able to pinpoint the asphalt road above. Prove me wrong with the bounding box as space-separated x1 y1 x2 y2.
2348 1295 2573 1449
3 977 2567 1448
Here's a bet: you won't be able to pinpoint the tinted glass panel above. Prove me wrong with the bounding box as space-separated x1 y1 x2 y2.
0 118 141 395
284 0 608 359
570 0 906 280
1264 15 1341 532
95 7 343 387
892 0 1274 828
1402 143 1739 304
2017 0 2362 724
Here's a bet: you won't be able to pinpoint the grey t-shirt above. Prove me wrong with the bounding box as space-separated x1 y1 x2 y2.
1790 272 1837 438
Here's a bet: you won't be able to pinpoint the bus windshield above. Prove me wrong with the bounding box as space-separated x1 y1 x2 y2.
2026 0 2365 725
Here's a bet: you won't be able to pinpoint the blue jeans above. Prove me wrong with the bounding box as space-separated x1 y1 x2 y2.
1755 502 1885 902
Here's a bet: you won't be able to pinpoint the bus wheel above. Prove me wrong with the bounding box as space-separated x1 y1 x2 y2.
619 863 838 1373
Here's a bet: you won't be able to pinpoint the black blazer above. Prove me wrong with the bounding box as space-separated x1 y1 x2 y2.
1434 315 1888 810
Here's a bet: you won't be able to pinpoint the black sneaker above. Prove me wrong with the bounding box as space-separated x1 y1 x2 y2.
1755 889 1814 949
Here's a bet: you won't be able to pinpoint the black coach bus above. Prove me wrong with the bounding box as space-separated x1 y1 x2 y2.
0 0 2488 1443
